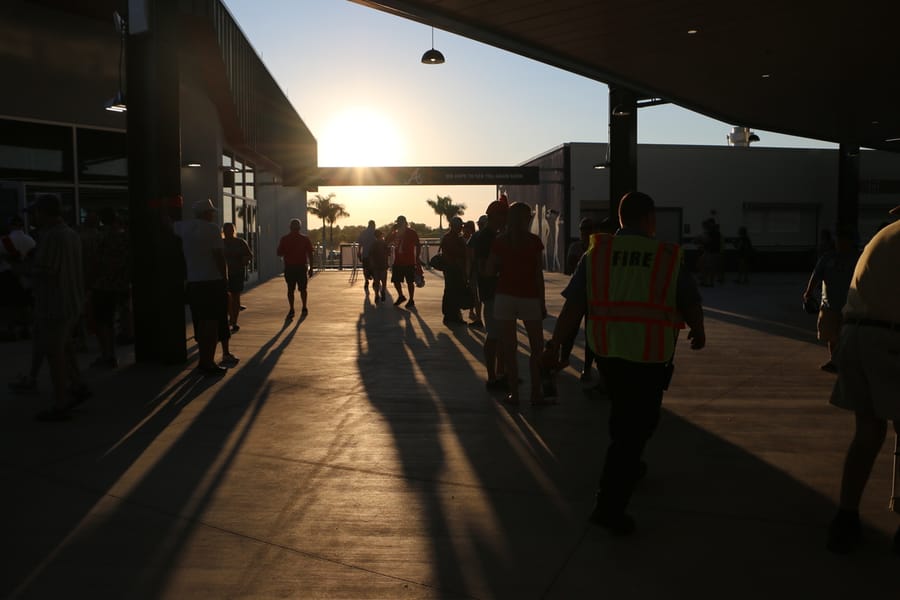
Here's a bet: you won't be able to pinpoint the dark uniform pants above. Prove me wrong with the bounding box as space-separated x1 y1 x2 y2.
596 357 668 515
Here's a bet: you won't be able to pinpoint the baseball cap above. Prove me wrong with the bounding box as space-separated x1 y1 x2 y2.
192 198 217 216
395 215 407 225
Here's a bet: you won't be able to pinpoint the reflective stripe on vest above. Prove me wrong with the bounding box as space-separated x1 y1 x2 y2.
585 233 685 362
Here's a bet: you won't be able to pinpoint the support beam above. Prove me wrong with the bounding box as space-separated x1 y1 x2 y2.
608 86 638 219
837 144 860 238
127 0 187 364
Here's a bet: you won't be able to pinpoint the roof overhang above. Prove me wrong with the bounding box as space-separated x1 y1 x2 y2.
351 0 900 152
27 0 318 185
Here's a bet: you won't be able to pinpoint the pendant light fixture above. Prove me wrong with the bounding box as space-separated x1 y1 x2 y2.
421 27 445 64
105 11 128 112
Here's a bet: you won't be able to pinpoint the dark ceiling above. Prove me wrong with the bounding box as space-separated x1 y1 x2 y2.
351 0 900 152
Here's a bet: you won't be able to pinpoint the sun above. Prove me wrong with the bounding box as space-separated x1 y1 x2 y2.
318 106 407 167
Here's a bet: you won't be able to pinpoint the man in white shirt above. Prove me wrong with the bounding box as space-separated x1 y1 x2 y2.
176 199 228 375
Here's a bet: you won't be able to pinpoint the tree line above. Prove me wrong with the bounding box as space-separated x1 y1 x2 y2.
306 193 468 249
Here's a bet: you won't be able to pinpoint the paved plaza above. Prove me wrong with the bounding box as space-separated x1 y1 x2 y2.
2 270 897 599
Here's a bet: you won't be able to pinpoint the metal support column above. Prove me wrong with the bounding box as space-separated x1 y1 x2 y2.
127 0 187 364
608 86 638 219
837 144 860 238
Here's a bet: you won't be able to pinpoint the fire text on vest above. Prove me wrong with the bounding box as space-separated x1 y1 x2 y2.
610 250 654 268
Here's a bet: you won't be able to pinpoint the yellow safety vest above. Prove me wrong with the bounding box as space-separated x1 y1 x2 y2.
585 233 685 363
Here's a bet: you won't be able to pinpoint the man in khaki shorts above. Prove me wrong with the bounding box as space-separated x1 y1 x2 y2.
826 209 900 554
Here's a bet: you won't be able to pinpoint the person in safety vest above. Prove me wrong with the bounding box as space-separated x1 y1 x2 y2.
543 191 706 536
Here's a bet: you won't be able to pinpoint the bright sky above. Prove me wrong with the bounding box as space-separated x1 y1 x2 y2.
222 0 833 229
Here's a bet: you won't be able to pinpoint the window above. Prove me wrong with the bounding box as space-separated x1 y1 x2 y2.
0 118 73 181
77 129 127 184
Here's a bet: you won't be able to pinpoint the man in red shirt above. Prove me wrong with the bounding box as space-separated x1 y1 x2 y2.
276 218 314 318
385 215 421 308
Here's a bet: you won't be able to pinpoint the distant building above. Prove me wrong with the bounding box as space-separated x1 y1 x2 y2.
504 142 900 272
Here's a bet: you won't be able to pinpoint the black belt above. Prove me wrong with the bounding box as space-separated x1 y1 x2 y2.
846 318 900 331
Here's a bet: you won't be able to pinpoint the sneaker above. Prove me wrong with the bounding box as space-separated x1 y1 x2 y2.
485 378 507 391
405 300 416 309
393 295 407 306
198 364 228 377
820 361 838 374
589 507 636 536
222 353 239 365
826 509 861 554
9 375 37 393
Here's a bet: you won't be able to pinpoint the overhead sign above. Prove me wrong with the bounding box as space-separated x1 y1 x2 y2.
305 166 539 189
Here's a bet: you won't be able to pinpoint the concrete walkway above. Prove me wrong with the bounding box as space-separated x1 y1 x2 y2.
2 270 897 599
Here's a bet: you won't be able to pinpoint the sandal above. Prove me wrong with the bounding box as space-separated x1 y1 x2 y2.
531 396 558 407
502 394 520 406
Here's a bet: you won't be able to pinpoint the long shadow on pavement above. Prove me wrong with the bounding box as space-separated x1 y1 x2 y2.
2 317 302 598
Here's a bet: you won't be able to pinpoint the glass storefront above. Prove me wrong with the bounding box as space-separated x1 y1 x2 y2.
222 151 259 283
2 118 267 284
0 117 127 228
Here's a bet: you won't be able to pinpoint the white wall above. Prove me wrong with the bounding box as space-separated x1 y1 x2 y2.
566 142 900 247
256 184 307 280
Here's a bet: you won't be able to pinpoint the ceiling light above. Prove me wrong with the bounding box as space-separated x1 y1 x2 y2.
104 90 127 112
421 27 445 64
687 29 699 34
104 11 128 113
885 137 900 142
185 162 202 168
761 73 771 79
593 163 609 170
611 104 631 117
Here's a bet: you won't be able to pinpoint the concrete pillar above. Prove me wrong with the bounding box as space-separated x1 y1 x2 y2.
127 0 186 364
608 86 638 219
837 144 860 238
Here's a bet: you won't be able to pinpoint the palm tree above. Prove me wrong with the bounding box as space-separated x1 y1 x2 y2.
306 193 349 251
425 194 466 233
324 204 350 250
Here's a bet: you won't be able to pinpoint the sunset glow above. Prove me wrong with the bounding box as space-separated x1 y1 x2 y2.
318 106 407 167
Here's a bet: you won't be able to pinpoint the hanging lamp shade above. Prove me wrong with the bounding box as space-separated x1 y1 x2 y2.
421 27 445 64
421 48 445 64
